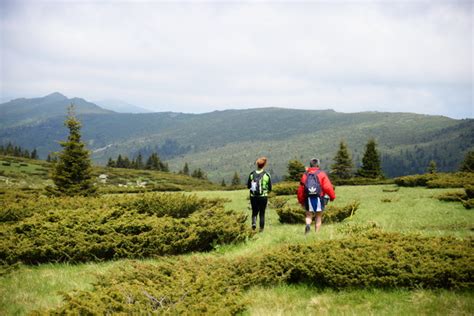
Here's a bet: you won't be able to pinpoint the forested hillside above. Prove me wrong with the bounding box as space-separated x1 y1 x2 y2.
1 94 472 181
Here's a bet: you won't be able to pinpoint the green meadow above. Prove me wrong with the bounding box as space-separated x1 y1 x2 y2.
1 184 473 315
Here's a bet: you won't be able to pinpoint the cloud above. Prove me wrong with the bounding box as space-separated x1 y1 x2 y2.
1 0 472 118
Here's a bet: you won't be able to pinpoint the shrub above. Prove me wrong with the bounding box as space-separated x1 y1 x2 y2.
0 193 252 264
268 196 290 209
394 174 433 187
333 178 393 186
270 181 299 196
47 232 473 314
462 199 474 209
275 201 359 224
395 173 474 188
436 191 467 202
464 185 474 199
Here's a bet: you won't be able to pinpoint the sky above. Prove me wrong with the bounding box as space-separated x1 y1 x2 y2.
0 0 472 119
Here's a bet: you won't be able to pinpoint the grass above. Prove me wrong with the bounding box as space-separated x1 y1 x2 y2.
1 185 473 315
0 261 121 315
243 285 474 316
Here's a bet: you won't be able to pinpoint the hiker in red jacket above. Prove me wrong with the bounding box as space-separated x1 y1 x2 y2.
297 158 336 234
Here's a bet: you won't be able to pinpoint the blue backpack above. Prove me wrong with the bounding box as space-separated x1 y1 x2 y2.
304 171 321 197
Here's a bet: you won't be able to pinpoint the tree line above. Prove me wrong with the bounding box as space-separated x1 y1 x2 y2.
0 142 39 160
106 153 169 172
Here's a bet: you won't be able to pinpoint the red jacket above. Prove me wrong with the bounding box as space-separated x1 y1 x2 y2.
297 167 336 206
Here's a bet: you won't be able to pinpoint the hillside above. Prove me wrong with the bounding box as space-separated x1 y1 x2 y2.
0 94 472 181
0 155 219 192
0 92 112 128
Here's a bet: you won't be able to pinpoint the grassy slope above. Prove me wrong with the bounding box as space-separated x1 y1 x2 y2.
0 155 219 192
1 185 472 315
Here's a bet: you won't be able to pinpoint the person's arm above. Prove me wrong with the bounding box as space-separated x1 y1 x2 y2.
297 173 307 206
247 172 252 189
266 173 272 192
320 173 336 201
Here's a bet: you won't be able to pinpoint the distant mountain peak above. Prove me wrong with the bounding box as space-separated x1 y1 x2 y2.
44 92 68 101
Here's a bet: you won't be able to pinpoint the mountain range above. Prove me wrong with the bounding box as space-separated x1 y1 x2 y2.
0 93 472 182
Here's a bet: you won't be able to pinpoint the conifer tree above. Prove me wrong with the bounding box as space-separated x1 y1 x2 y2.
116 154 124 168
221 178 226 187
331 141 353 179
146 152 162 170
191 168 206 179
107 157 115 167
231 171 241 186
357 139 383 179
135 153 144 169
30 148 38 160
427 160 437 174
460 150 474 172
48 105 96 196
285 160 305 181
183 162 190 176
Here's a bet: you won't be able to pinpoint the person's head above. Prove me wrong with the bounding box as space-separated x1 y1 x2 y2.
256 157 267 169
309 158 320 167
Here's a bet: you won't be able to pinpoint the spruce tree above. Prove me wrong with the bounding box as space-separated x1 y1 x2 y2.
183 162 190 176
357 139 383 179
427 160 437 174
107 157 116 168
48 105 96 196
331 141 353 179
221 178 226 187
460 150 474 172
231 171 241 186
285 160 305 181
135 153 144 169
30 148 38 160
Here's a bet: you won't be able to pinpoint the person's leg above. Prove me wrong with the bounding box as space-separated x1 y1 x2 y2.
305 211 313 234
258 197 268 231
250 197 258 230
315 211 322 232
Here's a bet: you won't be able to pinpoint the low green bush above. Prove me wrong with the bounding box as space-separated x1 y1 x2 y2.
333 178 393 186
0 193 252 264
435 186 474 210
395 173 474 188
436 191 467 202
270 181 299 196
47 232 473 314
394 174 434 187
274 201 359 224
464 185 474 199
462 199 474 209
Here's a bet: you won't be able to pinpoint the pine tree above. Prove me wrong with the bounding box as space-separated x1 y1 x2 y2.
221 178 226 187
183 162 190 176
357 139 383 179
116 154 124 168
30 148 38 160
285 160 305 181
146 153 162 170
107 157 116 168
460 150 474 172
331 141 353 179
135 153 144 169
427 160 437 174
48 105 96 196
231 171 241 186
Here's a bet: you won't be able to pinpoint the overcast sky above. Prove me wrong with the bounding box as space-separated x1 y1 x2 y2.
1 0 472 118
